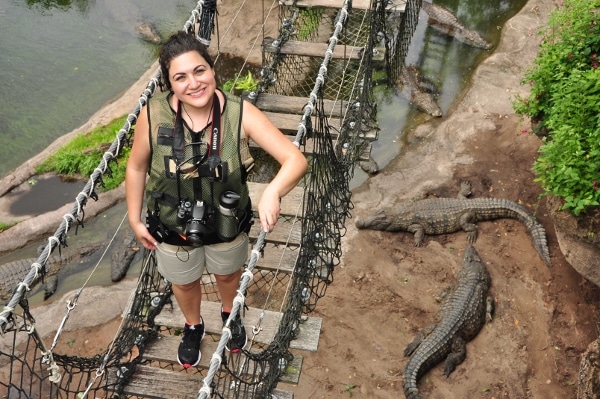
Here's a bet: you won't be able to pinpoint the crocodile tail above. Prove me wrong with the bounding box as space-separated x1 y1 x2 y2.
527 223 552 267
403 385 423 399
403 357 423 399
482 199 552 267
503 199 552 266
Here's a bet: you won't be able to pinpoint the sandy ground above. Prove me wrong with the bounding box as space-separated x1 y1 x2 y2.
3 1 600 398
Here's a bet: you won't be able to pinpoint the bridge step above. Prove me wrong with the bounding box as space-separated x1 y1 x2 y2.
264 110 342 135
280 0 406 12
247 182 303 247
263 37 384 62
141 336 304 384
154 300 322 352
248 92 345 117
247 92 378 141
109 364 295 399
247 182 304 218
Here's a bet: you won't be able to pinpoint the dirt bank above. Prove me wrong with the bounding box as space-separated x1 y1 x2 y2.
292 0 600 398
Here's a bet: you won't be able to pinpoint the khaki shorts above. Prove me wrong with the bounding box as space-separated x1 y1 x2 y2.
155 233 249 285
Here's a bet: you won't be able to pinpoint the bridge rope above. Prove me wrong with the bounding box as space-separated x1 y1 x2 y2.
0 1 420 398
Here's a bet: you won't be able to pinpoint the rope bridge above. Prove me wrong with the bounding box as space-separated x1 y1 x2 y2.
0 0 420 397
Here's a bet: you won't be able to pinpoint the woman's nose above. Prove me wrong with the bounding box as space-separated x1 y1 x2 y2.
188 75 201 88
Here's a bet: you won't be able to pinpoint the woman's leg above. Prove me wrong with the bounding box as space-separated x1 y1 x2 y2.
171 279 203 325
214 268 243 312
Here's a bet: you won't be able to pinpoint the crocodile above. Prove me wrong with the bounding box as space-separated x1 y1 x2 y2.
397 65 443 117
421 1 493 50
355 181 552 266
403 245 493 399
111 227 141 282
0 242 103 302
135 22 161 44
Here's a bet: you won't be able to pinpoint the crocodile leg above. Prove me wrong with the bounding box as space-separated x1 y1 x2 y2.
44 275 59 300
408 224 426 246
458 212 478 243
486 296 494 323
404 323 437 356
457 181 472 199
443 336 467 376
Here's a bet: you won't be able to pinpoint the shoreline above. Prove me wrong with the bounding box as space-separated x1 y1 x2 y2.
0 62 160 255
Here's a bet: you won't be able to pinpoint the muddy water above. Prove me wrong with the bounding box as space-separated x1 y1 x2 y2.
0 0 193 178
361 0 528 188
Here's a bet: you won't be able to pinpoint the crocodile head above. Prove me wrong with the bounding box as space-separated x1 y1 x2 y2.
463 245 481 262
412 92 443 117
355 209 395 231
458 29 493 50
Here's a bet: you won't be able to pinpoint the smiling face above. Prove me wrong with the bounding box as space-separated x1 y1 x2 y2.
167 50 217 110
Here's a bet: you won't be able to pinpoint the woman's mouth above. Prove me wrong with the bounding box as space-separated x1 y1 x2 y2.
188 88 205 98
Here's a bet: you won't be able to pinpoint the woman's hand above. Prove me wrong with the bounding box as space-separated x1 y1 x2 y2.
257 187 281 233
131 220 160 250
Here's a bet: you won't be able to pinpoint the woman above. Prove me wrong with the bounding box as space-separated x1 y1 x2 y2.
126 31 308 368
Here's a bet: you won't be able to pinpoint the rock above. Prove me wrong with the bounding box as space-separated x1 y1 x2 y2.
358 156 379 175
578 338 600 399
547 195 600 287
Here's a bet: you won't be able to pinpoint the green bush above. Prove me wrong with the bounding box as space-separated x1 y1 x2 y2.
36 115 131 191
513 0 600 215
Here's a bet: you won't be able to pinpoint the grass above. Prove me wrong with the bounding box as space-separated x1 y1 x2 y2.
35 115 132 191
0 221 17 233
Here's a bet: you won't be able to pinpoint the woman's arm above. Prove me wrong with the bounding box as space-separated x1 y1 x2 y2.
125 106 159 249
242 100 309 233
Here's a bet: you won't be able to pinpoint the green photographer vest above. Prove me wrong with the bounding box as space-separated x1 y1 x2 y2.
145 89 253 243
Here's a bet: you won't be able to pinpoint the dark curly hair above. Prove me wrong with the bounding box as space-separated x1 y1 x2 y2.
158 30 214 91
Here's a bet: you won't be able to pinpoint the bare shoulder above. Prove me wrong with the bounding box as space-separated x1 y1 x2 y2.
241 99 280 139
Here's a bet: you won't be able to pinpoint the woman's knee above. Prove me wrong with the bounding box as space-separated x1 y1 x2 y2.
173 279 201 292
214 269 242 284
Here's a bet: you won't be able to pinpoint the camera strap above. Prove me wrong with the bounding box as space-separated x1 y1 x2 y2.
171 93 221 165
206 93 223 180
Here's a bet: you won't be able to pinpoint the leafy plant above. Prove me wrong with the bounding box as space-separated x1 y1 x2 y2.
222 71 258 95
512 0 600 215
297 8 323 41
36 115 131 191
344 384 356 397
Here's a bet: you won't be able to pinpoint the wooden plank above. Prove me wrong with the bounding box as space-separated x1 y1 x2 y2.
248 92 346 118
247 182 305 217
154 300 322 352
263 37 369 60
109 364 294 399
249 217 302 246
280 0 406 11
249 133 315 155
141 335 303 385
263 111 342 135
251 244 300 273
280 0 370 10
263 111 307 134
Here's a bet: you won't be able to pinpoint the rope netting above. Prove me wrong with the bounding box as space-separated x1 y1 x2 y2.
0 0 419 398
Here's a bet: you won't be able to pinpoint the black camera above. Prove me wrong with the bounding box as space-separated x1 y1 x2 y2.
177 200 210 246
